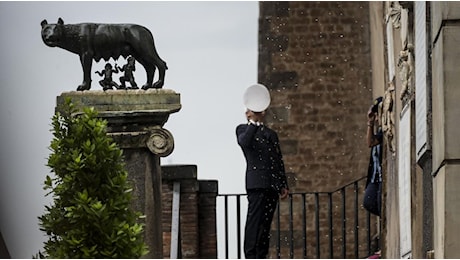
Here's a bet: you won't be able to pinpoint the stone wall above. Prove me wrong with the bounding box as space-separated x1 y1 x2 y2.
430 2 460 258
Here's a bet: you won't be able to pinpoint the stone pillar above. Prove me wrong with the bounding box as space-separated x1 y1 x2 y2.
162 165 199 258
56 89 181 259
197 180 218 258
161 165 219 258
431 2 460 258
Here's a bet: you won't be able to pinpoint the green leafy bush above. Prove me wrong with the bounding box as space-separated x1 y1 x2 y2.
38 99 148 258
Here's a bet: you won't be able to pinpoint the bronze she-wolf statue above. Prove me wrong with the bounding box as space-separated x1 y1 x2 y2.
41 18 167 91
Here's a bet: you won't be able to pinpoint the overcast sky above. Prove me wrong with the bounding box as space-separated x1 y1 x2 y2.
0 1 258 258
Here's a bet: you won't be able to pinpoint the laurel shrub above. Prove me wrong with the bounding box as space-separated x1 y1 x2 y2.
38 98 148 258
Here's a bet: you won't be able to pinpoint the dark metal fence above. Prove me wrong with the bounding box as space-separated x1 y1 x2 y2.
217 176 378 259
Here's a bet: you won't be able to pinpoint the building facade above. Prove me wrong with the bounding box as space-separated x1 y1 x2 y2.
376 1 460 258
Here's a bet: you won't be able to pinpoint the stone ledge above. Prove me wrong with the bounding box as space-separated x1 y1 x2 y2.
56 89 181 114
162 165 198 180
199 180 219 193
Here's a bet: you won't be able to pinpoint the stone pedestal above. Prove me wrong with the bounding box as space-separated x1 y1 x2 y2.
56 89 181 258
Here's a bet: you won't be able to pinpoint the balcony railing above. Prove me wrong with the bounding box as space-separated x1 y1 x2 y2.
217 176 378 259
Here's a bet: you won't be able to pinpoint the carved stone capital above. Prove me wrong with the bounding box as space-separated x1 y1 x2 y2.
146 127 174 157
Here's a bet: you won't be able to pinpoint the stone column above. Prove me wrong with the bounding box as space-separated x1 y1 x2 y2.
56 89 181 259
431 2 460 258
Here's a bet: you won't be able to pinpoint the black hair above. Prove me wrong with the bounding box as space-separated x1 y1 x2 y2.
371 97 383 113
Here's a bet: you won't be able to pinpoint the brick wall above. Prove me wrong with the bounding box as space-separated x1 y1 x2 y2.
259 1 372 193
161 165 218 259
258 2 376 258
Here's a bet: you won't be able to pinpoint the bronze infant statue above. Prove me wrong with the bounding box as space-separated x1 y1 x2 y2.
41 18 167 91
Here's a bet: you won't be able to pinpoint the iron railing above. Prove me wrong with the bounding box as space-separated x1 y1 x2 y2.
217 176 378 259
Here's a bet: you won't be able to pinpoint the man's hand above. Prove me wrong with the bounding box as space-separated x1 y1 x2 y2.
246 109 265 123
280 188 289 200
367 106 376 121
246 110 256 122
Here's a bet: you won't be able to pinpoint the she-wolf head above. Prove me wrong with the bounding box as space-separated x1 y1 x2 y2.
40 18 64 47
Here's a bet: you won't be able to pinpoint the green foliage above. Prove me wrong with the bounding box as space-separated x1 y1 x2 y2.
38 98 148 258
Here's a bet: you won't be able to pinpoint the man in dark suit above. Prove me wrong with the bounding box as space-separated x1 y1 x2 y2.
236 109 289 259
363 97 383 217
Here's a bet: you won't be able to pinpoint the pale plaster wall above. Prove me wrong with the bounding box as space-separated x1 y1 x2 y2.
432 25 460 170
444 164 460 258
431 2 460 258
369 2 386 99
433 165 445 259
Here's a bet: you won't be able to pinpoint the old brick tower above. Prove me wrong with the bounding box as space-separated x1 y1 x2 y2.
258 2 375 257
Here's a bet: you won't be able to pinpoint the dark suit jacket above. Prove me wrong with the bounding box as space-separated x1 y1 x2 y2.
236 123 288 193
366 129 383 187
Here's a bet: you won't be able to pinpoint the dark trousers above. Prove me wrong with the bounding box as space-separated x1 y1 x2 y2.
363 182 382 217
244 189 279 259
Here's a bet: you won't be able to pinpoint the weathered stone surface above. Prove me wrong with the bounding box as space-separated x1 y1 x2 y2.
432 26 460 170
146 127 175 157
431 9 460 257
57 89 180 119
56 89 181 130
